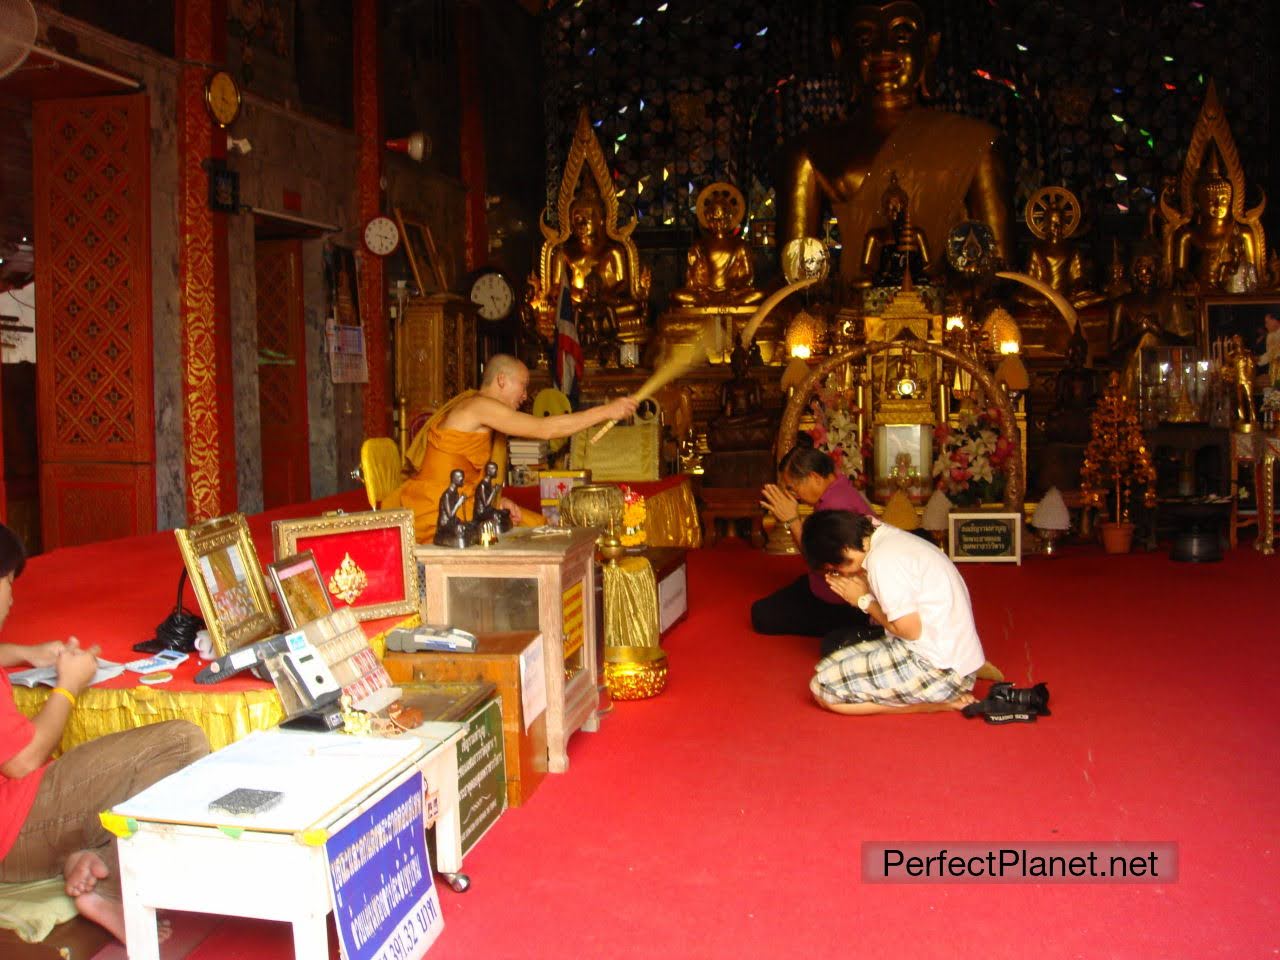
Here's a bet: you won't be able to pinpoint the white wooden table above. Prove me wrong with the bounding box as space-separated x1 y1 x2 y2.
109 726 464 959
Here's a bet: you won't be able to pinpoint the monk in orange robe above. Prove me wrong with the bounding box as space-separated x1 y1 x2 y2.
392 354 638 542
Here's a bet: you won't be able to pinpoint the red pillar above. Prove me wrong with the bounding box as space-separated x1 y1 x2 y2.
175 0 237 521
458 4 488 273
355 0 389 438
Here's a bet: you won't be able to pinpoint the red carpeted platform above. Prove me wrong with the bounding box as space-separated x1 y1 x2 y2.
150 538 1275 960
3 490 383 693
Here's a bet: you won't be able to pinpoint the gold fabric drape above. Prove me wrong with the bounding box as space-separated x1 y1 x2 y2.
12 617 416 753
602 556 660 650
644 479 702 549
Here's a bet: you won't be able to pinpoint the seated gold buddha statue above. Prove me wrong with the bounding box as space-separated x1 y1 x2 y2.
671 183 763 307
706 343 776 452
548 181 645 337
859 172 929 287
659 182 780 363
1017 186 1103 310
1109 250 1191 399
776 1 1010 283
1169 150 1262 293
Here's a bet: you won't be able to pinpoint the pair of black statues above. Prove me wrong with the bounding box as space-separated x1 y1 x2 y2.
434 460 514 548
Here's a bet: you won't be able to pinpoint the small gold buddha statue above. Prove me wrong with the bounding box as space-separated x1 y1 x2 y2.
1109 249 1191 399
776 1 1010 281
671 182 763 307
1018 186 1103 310
859 172 930 287
549 180 645 334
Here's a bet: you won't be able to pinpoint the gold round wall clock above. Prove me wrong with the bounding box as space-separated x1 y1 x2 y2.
204 70 242 128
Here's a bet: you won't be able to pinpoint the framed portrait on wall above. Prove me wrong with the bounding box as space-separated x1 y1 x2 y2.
395 207 448 295
1201 295 1280 359
174 513 278 655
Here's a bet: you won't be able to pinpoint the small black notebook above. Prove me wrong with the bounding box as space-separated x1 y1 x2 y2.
208 787 284 817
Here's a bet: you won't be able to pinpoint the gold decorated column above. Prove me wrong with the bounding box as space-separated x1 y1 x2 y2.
176 0 237 521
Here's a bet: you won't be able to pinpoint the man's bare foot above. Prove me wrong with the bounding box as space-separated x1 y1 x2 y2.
952 692 977 710
976 660 1004 682
74 891 173 946
64 849 109 897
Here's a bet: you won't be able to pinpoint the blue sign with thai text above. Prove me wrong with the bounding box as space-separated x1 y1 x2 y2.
327 771 443 960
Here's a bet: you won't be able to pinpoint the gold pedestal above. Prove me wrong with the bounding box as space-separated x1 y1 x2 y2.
763 514 798 555
655 304 783 364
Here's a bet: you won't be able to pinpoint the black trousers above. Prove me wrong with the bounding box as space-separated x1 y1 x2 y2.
750 574 879 657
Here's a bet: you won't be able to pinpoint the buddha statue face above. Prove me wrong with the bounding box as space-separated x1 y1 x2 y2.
841 2 933 103
569 194 606 250
1131 254 1157 292
1196 176 1232 224
704 196 735 239
1044 206 1066 243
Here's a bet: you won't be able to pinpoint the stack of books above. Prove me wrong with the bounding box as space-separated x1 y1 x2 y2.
508 439 549 487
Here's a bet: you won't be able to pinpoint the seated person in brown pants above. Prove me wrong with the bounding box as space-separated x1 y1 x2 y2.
0 523 210 946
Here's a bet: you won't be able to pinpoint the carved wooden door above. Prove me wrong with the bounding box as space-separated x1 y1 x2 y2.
255 239 310 509
34 94 154 548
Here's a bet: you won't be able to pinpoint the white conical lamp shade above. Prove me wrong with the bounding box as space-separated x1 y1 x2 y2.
922 489 952 531
1031 486 1070 531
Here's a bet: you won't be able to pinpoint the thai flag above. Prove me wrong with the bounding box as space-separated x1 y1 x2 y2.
554 280 583 406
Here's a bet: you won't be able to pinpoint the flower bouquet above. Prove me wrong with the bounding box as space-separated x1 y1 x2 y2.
931 406 1015 506
809 384 870 490
618 484 647 549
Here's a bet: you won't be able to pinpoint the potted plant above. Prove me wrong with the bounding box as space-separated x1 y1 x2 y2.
1080 373 1157 553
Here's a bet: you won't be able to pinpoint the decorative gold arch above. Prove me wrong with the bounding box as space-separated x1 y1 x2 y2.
777 342 1024 514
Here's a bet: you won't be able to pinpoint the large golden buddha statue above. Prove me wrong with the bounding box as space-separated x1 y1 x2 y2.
1160 81 1266 293
529 109 651 347
671 182 763 307
777 1 1010 283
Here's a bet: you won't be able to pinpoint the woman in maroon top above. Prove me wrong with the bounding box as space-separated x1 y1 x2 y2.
754 441 884 656
0 524 208 945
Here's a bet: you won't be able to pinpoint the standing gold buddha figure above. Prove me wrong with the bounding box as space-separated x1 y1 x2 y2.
776 1 1010 282
859 171 930 287
671 183 763 307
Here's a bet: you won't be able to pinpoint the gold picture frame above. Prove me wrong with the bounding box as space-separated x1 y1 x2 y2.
271 508 418 622
395 206 448 295
266 551 335 630
174 513 278 656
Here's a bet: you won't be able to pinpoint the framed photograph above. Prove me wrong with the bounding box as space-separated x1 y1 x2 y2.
395 207 448 295
1201 295 1279 358
947 512 1022 565
174 513 278 656
271 508 418 622
266 551 335 630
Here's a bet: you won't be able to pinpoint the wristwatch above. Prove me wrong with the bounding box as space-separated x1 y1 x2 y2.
857 592 874 613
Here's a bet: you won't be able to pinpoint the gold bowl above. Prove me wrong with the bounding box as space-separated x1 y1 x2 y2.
603 645 668 700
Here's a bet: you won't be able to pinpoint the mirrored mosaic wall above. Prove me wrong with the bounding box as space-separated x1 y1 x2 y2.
542 0 1271 236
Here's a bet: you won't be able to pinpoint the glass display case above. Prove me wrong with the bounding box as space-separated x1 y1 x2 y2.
872 423 933 503
1138 345 1210 427
414 527 600 773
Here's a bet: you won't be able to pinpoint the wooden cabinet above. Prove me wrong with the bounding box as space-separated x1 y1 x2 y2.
414 527 601 774
399 293 476 421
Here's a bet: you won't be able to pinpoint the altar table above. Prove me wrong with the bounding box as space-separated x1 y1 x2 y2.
504 474 702 549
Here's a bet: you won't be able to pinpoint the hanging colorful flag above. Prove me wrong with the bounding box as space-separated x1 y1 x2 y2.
554 281 583 406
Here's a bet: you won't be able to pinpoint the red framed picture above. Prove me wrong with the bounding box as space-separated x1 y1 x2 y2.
271 509 418 622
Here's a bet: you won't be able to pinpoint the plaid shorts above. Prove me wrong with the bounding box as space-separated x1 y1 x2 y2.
809 634 976 706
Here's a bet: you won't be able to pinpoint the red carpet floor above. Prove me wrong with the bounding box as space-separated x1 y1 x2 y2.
104 540 1278 959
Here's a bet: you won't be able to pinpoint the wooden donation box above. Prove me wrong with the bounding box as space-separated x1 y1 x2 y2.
401 292 476 415
414 527 601 774
387 639 547 809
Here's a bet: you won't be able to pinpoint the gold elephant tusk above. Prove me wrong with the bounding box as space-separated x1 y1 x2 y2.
737 277 821 348
995 270 1079 333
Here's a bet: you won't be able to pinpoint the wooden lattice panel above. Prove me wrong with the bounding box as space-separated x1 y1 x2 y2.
401 294 476 420
34 95 154 464
255 239 310 509
255 242 296 429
